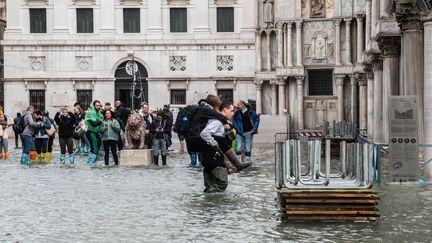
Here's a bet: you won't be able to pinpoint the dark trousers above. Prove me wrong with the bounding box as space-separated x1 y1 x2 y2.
47 136 54 153
59 137 74 155
14 132 21 148
103 140 119 165
35 138 48 154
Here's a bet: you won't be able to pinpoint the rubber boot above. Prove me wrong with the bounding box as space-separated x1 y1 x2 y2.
246 156 252 163
0 153 3 159
69 154 75 164
44 153 51 164
60 154 66 164
154 156 159 165
4 152 9 160
224 160 237 175
86 153 95 164
35 154 41 163
189 153 197 167
29 151 37 161
162 155 167 166
20 153 29 165
41 153 46 163
225 149 251 172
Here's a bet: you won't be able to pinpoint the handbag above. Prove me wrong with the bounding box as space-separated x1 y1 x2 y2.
45 126 57 137
73 125 85 139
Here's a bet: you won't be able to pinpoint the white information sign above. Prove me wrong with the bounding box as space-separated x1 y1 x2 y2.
388 96 419 182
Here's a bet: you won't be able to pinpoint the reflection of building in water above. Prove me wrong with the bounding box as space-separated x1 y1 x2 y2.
395 109 414 120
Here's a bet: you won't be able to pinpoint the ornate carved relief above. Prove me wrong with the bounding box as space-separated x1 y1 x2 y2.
76 56 93 71
312 31 327 60
120 0 144 5
29 56 45 71
169 56 186 71
25 0 49 5
217 55 234 71
72 0 96 5
377 36 401 57
166 0 191 4
263 0 275 28
311 0 326 18
394 0 422 30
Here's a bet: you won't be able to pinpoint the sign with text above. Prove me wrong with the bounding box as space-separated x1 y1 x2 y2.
388 96 419 182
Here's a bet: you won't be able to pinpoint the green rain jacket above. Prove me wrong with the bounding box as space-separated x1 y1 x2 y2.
84 104 103 133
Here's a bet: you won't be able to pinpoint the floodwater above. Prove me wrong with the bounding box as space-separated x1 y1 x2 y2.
0 146 431 242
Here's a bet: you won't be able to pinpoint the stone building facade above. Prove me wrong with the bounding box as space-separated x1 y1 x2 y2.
2 0 256 115
0 0 6 109
255 0 368 131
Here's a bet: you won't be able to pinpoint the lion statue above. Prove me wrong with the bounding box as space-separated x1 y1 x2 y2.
125 113 146 149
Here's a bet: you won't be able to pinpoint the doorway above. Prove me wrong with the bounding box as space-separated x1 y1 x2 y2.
114 61 148 110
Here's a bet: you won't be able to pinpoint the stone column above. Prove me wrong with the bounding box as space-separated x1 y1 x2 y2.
296 76 305 129
53 0 68 32
373 58 384 143
335 75 345 122
148 0 162 33
378 37 400 143
395 2 424 142
356 14 365 64
5 0 20 31
334 18 342 66
194 0 210 32
295 20 303 66
277 22 284 67
266 31 272 71
256 31 262 71
423 19 432 181
351 75 358 127
287 21 293 67
344 18 352 65
365 67 374 139
271 80 278 115
371 0 380 36
358 75 367 132
278 77 286 115
365 0 372 47
380 0 392 19
255 80 263 114
100 0 115 32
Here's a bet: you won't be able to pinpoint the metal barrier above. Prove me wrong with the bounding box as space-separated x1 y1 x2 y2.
275 134 376 189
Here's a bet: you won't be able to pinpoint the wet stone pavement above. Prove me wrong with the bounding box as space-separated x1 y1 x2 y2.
0 145 431 242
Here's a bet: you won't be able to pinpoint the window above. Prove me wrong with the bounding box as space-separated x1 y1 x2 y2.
30 9 46 33
170 8 187 33
218 89 234 105
29 90 45 111
170 89 186 105
123 8 140 33
217 7 234 32
308 69 333 96
76 90 93 111
77 9 93 33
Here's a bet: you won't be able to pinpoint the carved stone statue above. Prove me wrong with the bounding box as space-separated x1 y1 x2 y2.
264 0 274 28
125 113 146 149
311 0 326 18
312 32 327 60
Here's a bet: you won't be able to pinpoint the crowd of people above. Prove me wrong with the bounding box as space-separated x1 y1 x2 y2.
0 95 260 193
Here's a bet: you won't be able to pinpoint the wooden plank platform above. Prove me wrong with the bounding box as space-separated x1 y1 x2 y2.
278 189 380 221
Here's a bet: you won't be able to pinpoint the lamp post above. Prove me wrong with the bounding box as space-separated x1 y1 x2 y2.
126 51 138 111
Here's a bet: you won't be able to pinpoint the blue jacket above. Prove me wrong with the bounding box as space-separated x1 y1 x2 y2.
232 109 260 135
34 116 52 138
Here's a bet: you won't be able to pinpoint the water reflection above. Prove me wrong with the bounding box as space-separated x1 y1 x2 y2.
0 147 431 242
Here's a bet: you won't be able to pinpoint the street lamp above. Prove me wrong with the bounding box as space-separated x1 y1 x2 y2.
126 51 138 111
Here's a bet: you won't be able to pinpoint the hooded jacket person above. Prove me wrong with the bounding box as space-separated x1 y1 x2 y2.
84 101 103 164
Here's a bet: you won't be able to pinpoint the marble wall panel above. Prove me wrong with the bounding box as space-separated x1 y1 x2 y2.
341 0 353 17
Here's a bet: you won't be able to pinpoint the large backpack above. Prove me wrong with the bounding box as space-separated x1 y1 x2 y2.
174 104 228 140
14 114 28 134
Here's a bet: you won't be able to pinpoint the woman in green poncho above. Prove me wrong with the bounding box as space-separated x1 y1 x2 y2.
84 100 103 164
